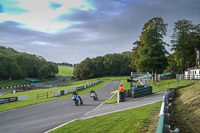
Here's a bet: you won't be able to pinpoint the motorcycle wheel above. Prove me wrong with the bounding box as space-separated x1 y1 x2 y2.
75 100 78 106
79 96 83 105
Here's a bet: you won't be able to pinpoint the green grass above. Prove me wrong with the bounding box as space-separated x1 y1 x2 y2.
58 66 74 76
0 78 111 112
170 82 200 132
150 79 197 93
50 102 161 133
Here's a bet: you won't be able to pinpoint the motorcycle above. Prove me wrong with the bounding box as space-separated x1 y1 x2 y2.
90 92 98 101
72 95 83 106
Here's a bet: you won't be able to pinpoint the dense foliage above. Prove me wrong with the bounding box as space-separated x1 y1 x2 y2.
132 17 168 76
73 52 134 80
168 20 200 73
0 46 58 80
131 17 200 75
57 62 73 67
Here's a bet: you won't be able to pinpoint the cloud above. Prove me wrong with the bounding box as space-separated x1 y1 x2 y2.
49 1 62 10
0 0 200 64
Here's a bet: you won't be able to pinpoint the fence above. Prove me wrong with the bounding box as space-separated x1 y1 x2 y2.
37 92 49 99
0 78 68 90
37 80 102 98
156 89 174 133
176 74 200 80
1 84 32 90
156 83 194 133
55 80 102 97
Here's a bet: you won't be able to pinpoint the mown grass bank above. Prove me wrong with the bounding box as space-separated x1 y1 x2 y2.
58 66 73 76
151 79 196 93
50 102 161 133
0 78 110 112
170 82 200 132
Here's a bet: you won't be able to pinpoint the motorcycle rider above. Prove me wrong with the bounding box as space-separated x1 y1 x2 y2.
72 91 79 100
90 89 97 97
72 91 83 105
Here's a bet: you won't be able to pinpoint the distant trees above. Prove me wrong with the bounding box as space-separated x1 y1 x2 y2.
0 46 58 80
57 62 73 67
73 52 133 80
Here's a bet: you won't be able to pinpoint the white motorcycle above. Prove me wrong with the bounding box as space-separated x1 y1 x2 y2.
90 92 98 101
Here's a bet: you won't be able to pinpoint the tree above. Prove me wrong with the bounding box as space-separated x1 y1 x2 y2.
171 19 194 73
91 56 105 77
171 19 200 73
79 58 93 80
130 40 141 71
103 54 122 76
0 46 58 80
136 17 168 79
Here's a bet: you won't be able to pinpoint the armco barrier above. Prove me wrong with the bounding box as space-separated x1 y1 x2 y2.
55 80 102 97
156 89 174 133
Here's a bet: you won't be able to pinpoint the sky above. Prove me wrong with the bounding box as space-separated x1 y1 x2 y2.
0 0 200 64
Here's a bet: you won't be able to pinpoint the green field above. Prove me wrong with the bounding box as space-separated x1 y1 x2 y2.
50 102 161 133
58 66 74 76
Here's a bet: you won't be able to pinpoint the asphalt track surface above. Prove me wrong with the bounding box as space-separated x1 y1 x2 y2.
0 81 121 133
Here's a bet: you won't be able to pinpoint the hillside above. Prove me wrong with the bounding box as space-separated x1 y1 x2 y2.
0 46 58 80
58 66 74 76
170 82 200 132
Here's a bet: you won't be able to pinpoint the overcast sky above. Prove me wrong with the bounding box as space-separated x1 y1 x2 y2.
0 0 200 64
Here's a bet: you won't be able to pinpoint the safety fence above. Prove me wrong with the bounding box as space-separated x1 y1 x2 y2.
0 78 71 90
0 95 28 104
156 83 194 133
156 90 174 133
36 80 102 98
1 84 32 90
55 80 102 97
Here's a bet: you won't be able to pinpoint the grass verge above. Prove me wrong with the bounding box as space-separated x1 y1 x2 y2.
170 82 200 132
150 79 197 93
50 102 161 133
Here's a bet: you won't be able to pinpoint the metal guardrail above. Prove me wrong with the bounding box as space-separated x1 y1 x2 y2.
156 90 174 133
37 80 102 98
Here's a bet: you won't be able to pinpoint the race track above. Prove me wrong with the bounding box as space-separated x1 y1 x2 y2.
0 81 121 133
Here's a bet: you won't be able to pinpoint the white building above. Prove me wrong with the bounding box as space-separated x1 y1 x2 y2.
184 69 200 80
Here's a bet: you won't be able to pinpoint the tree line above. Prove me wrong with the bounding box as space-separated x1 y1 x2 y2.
73 52 134 80
74 17 200 80
0 46 58 80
